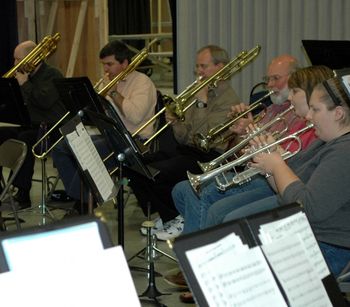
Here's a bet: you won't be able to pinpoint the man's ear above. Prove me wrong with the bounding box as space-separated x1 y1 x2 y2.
335 105 346 122
121 59 129 69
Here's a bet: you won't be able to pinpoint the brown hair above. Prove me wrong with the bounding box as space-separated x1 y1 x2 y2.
288 65 334 103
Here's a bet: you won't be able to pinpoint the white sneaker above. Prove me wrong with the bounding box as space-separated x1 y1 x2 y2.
155 215 184 241
140 217 164 236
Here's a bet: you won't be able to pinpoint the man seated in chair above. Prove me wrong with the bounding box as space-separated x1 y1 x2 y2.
0 40 66 209
52 40 158 214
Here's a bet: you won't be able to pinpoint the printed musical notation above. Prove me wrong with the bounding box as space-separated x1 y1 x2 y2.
65 122 115 202
185 212 332 307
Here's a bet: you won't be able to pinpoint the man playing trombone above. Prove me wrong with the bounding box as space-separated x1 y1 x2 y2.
52 40 157 213
125 45 240 240
0 40 65 209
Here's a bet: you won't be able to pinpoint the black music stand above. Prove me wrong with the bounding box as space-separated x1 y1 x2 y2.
59 115 119 207
302 40 350 70
82 109 158 245
174 203 347 307
53 76 106 119
82 109 168 306
0 78 31 126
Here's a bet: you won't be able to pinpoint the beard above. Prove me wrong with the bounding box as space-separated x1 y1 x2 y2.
270 87 290 105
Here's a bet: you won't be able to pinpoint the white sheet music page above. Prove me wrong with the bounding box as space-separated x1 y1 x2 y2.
258 212 329 279
341 74 350 96
65 122 115 202
186 233 287 307
262 235 332 307
0 246 141 307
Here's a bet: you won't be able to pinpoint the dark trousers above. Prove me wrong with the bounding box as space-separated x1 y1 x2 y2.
125 145 219 223
0 127 39 191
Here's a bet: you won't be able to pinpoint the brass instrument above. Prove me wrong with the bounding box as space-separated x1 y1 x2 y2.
32 112 71 159
188 123 314 194
193 90 274 152
98 38 158 96
218 122 314 190
198 105 294 172
93 74 108 91
3 33 61 78
132 45 262 146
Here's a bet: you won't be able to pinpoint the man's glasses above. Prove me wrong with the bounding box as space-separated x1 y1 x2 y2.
262 74 289 83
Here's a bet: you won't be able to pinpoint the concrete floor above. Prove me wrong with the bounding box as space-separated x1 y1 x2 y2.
1 158 196 307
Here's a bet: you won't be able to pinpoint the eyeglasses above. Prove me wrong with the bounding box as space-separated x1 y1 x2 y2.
262 74 289 83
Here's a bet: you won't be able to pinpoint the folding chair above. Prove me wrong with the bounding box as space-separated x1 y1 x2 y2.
0 139 27 230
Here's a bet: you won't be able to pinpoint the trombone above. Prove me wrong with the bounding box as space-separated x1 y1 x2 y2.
132 45 262 146
187 123 314 194
3 33 61 78
193 90 274 152
198 105 294 172
32 39 157 160
98 38 158 96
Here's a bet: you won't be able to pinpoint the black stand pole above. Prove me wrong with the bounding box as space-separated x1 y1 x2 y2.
117 153 125 248
139 218 169 307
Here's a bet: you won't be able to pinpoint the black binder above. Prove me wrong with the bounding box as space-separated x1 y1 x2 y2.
173 203 346 307
0 78 31 126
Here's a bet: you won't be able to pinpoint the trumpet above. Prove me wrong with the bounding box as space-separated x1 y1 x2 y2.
132 45 262 146
3 33 61 78
198 105 294 172
193 90 274 152
188 123 314 194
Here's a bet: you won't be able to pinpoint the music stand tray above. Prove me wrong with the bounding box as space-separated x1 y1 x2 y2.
0 78 31 127
83 108 159 179
53 76 106 124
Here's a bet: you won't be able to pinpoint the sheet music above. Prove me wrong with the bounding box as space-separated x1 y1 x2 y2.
65 122 115 202
186 233 287 307
258 212 330 279
341 74 350 96
262 235 332 307
0 246 141 307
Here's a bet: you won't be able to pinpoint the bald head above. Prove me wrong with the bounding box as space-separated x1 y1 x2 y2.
14 41 37 64
268 54 299 76
266 54 299 104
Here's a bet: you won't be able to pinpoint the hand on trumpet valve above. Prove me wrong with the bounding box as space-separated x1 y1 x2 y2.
248 127 284 154
228 102 254 135
250 150 284 177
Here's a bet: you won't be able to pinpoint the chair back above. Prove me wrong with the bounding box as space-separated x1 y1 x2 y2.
0 139 27 174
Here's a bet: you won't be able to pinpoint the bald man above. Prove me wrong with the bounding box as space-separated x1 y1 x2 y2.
0 40 66 208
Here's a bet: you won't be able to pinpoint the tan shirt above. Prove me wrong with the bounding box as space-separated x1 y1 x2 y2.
109 70 157 139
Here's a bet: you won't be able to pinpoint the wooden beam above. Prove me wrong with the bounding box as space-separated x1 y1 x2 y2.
65 0 88 77
46 0 59 35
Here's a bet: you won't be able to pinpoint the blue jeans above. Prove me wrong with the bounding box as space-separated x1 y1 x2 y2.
204 184 276 228
172 175 274 234
319 241 350 277
52 135 113 201
222 195 279 223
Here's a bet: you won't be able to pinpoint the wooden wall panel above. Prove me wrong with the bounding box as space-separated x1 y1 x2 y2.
16 0 108 83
